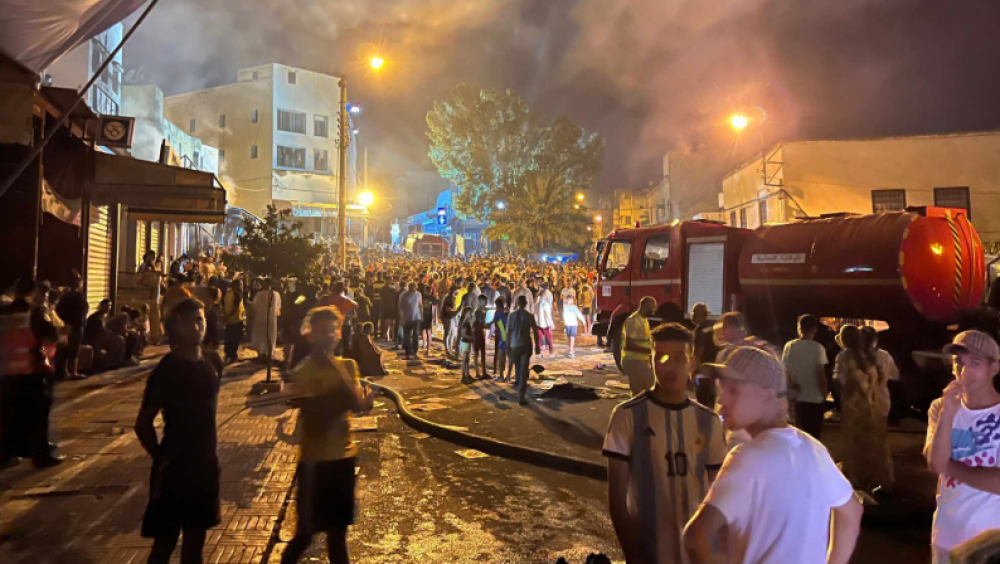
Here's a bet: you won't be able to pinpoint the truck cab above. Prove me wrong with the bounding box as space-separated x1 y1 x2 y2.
594 221 751 364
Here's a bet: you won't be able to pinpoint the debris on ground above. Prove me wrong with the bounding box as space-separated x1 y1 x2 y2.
540 382 600 401
605 380 631 390
458 393 481 400
409 403 448 412
544 369 584 377
455 449 490 459
350 416 379 432
411 433 431 440
431 384 453 389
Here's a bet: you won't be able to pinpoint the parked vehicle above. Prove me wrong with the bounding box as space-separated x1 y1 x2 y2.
405 233 450 259
594 207 985 406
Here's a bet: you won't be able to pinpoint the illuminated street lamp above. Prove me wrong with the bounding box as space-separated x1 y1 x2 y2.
594 214 602 222
359 191 375 207
497 201 507 210
729 107 770 193
337 55 386 267
729 114 749 130
575 193 585 202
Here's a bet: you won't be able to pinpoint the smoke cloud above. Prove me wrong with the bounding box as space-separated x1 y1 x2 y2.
125 0 1000 208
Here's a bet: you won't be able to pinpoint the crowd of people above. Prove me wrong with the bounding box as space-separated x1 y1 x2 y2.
4 245 1000 564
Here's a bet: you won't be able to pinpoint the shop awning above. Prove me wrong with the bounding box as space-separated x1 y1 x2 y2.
91 152 227 223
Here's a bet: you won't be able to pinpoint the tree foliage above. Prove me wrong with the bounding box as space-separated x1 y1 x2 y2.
484 173 592 253
220 205 325 284
426 84 604 251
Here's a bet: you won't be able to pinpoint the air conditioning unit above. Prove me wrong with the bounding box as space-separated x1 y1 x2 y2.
96 115 135 148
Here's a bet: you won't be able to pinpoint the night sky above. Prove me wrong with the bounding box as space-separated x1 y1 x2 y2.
124 0 1000 212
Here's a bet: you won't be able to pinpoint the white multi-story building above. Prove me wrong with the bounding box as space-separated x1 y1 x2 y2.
44 22 123 116
163 63 361 235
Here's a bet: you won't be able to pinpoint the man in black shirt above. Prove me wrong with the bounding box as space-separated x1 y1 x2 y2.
85 299 125 371
55 272 88 380
135 298 222 564
379 278 399 343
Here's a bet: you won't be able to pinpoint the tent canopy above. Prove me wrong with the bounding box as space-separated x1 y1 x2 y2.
0 0 146 74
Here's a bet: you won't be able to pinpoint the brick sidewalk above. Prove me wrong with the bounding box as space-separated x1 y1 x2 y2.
0 361 300 564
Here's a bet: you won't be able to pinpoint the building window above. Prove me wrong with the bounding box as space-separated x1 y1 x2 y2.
758 199 768 225
641 234 671 272
219 150 225 163
730 211 737 227
193 151 200 168
219 114 226 129
739 208 747 228
934 187 971 219
288 70 297 84
277 109 307 134
277 145 306 169
314 115 329 138
871 189 906 213
251 145 258 159
189 119 196 133
314 149 330 172
252 70 259 80
251 109 259 124
621 216 631 227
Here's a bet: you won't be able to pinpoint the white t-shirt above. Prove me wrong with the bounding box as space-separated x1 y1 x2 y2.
926 398 1000 552
876 349 900 381
782 339 829 404
561 304 586 328
603 394 727 564
703 427 854 564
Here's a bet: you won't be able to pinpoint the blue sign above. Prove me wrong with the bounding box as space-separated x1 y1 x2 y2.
437 206 447 225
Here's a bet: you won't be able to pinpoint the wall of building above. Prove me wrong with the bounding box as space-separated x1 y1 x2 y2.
664 146 732 221
45 23 123 116
722 133 1000 241
164 72 274 217
122 84 218 174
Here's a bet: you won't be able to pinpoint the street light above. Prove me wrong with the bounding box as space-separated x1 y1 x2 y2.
337 55 385 268
594 214 602 222
359 191 374 207
576 193 585 202
730 114 749 130
497 201 506 210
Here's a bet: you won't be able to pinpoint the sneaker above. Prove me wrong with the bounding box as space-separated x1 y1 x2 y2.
33 455 65 468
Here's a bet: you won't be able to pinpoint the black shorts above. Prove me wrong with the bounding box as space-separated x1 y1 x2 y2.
296 458 356 532
582 307 591 316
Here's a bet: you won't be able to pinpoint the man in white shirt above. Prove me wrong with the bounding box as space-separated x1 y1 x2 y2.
925 330 1000 564
783 314 829 439
604 323 726 564
684 347 863 564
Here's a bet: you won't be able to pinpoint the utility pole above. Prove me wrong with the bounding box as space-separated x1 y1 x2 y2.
337 77 349 269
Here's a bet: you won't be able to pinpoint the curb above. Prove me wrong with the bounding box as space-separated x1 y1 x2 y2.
364 379 608 482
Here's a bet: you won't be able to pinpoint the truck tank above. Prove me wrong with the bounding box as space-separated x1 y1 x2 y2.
737 208 985 327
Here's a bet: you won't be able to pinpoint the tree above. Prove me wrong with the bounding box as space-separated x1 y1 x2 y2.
427 84 604 253
484 173 592 253
220 205 325 284
426 84 534 218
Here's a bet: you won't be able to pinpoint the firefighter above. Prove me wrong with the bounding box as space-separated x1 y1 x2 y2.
0 278 63 469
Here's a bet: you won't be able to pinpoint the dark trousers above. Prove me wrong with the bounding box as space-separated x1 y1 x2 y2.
402 321 420 357
0 373 52 461
55 325 82 379
795 401 826 440
510 346 532 398
224 322 243 361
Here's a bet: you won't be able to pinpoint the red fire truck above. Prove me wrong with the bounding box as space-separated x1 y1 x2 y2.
594 207 985 404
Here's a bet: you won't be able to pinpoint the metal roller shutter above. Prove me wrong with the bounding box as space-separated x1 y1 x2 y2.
135 220 147 268
87 205 112 312
686 242 726 316
150 221 160 259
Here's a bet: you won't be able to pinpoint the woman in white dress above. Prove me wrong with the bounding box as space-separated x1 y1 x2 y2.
250 279 282 362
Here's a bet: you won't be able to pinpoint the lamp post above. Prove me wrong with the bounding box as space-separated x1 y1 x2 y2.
337 56 384 268
729 107 769 188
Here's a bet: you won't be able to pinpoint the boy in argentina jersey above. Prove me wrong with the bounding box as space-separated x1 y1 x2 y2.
603 323 726 564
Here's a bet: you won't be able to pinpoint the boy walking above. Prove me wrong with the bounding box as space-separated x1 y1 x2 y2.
603 324 726 564
684 347 862 564
782 314 829 439
925 330 1000 563
135 298 223 564
283 306 375 564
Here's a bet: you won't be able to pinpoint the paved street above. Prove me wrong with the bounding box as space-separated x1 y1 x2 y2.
0 333 936 564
